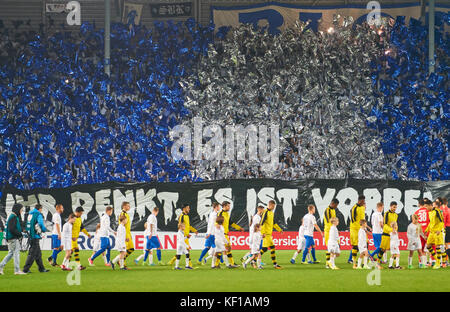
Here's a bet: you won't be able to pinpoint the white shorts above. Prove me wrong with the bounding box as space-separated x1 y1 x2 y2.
407 239 422 251
297 237 306 251
251 242 261 255
327 244 340 254
215 240 226 253
358 244 368 253
176 245 188 255
390 246 400 255
116 244 126 252
63 239 72 251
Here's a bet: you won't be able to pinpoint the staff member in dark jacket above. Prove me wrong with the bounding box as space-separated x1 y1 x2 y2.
0 215 4 246
23 204 49 273
0 204 26 275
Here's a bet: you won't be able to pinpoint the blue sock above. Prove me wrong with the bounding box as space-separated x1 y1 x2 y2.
199 248 209 262
370 247 381 258
143 250 149 262
302 249 309 262
91 248 105 261
311 248 317 261
106 248 110 263
348 252 353 262
220 255 224 263
156 249 161 262
52 249 61 262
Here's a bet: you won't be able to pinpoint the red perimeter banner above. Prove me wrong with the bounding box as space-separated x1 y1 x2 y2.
226 231 409 251
128 231 409 251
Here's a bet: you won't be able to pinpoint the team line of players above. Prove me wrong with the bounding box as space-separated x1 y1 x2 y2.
47 196 449 271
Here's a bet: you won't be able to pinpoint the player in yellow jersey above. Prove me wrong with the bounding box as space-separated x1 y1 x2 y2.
425 199 445 269
324 199 339 267
215 201 244 268
119 202 134 267
168 204 198 266
260 200 283 269
72 207 91 270
349 195 366 268
376 201 398 265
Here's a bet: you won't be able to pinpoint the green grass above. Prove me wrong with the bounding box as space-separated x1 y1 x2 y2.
0 250 449 292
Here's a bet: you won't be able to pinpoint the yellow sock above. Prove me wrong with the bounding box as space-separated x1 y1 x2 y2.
168 255 177 265
228 253 234 265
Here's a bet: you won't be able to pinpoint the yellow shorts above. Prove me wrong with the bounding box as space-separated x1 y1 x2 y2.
184 237 191 248
71 239 79 250
380 235 391 250
324 228 330 247
262 235 274 248
350 229 359 246
427 232 444 246
126 234 134 250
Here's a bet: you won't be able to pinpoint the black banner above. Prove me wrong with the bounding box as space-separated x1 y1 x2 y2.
150 2 192 18
1 179 448 232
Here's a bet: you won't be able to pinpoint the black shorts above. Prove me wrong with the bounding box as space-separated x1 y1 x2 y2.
446 227 450 243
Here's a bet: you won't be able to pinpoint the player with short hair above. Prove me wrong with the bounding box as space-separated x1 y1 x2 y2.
211 215 233 269
72 207 91 270
259 200 284 269
242 205 265 263
142 207 162 266
88 224 106 266
376 201 398 266
168 204 198 267
323 199 339 267
301 204 323 265
326 217 341 270
60 214 76 271
415 199 433 266
198 202 221 265
348 195 366 267
407 214 426 269
47 204 64 266
242 223 263 270
112 214 128 270
369 202 384 260
388 221 403 269
174 223 193 270
425 199 445 269
88 206 115 266
214 201 243 268
290 217 310 264
120 202 134 268
356 220 371 269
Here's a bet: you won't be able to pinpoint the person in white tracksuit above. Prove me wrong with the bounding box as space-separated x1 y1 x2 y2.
174 223 193 270
389 221 403 269
356 220 371 270
211 215 232 269
407 214 427 269
112 215 128 270
241 205 265 263
60 214 76 271
242 224 263 270
326 218 341 270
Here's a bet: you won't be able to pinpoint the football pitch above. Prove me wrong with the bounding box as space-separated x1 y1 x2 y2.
0 250 449 292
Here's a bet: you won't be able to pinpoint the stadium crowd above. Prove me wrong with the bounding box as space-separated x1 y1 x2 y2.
0 14 448 192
